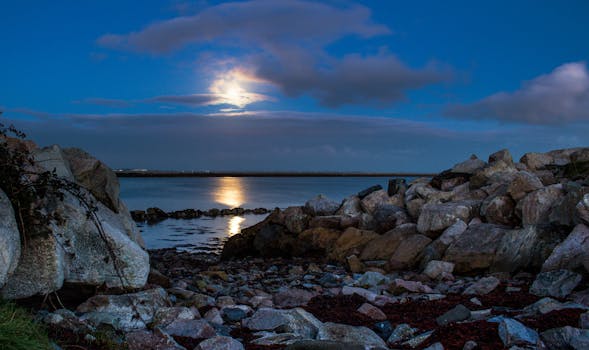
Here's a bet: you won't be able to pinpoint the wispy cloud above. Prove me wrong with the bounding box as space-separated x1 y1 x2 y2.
445 62 589 124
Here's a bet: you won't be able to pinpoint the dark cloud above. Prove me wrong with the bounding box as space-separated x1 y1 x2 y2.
445 62 589 124
253 52 448 107
145 94 220 106
7 108 587 172
97 0 448 107
97 0 389 53
77 98 132 108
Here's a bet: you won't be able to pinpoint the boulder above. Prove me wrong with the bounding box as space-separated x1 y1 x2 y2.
506 171 544 201
530 270 582 298
360 190 392 214
519 185 564 226
492 225 565 273
480 195 517 226
298 227 341 254
163 319 216 340
489 149 513 165
329 228 379 262
305 195 340 216
243 308 323 339
388 234 432 270
541 326 589 350
451 155 486 174
520 152 554 171
542 224 589 272
335 196 362 217
0 189 20 288
77 288 169 331
417 200 480 237
436 304 471 326
469 160 517 189
419 220 468 267
548 182 589 226
578 194 589 226
32 145 75 181
443 224 509 274
280 206 310 234
253 223 297 257
388 178 407 196
357 185 383 199
360 224 417 260
316 322 387 348
63 147 121 212
308 216 342 230
371 204 409 233
1 188 149 299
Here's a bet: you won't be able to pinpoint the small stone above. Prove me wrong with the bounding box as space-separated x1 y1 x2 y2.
498 318 540 347
463 277 500 295
470 297 482 306
403 331 433 348
424 343 444 350
470 309 492 320
436 304 471 326
163 319 217 340
423 260 455 280
463 340 478 350
346 255 365 273
355 271 388 288
387 323 417 344
341 286 378 302
373 321 393 340
273 288 317 308
205 308 224 325
195 336 244 350
222 308 247 323
530 270 582 298
356 303 387 321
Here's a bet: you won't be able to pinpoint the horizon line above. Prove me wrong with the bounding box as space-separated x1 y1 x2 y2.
115 170 437 178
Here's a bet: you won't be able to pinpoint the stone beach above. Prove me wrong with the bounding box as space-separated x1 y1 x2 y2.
2 139 589 349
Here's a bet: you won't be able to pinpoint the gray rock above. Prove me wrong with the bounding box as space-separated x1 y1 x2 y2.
285 340 365 350
360 190 392 214
358 185 384 199
1 188 149 299
305 195 340 216
451 156 486 174
281 207 310 234
541 326 589 350
463 277 500 295
63 147 121 212
33 145 75 180
77 288 169 331
577 194 589 226
498 318 540 347
316 322 387 348
371 204 409 233
520 185 564 226
530 270 582 298
163 319 216 339
424 343 444 350
417 201 479 237
402 331 434 348
423 260 455 279
388 234 432 270
542 224 589 273
126 328 187 350
436 304 471 326
489 149 513 165
0 189 21 288
195 336 244 350
360 224 417 260
523 297 588 315
356 303 387 321
480 195 517 226
462 340 478 350
443 224 509 274
520 152 553 171
243 308 322 339
273 288 317 308
355 271 388 288
336 196 363 217
152 307 197 328
506 171 544 201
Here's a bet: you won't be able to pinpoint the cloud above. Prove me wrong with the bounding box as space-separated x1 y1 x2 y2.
97 0 390 53
97 0 448 107
253 51 448 107
7 108 589 173
445 62 589 124
76 97 133 108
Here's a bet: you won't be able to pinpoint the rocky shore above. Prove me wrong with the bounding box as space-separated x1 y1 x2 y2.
2 139 589 349
131 207 271 224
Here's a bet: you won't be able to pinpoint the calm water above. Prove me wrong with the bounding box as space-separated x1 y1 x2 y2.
120 176 402 252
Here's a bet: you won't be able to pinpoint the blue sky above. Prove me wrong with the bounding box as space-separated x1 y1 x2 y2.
1 0 588 171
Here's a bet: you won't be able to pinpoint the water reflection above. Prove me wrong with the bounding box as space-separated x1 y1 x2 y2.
228 216 245 236
213 177 245 208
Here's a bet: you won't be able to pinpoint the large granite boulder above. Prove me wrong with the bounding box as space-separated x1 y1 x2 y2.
542 224 589 272
519 185 564 226
63 147 121 213
480 194 517 226
451 155 486 174
417 200 480 237
305 195 340 216
0 190 20 288
443 223 509 273
388 234 432 270
506 171 544 201
329 228 379 262
360 224 417 260
1 189 150 299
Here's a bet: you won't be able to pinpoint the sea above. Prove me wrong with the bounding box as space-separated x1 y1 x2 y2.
119 176 412 253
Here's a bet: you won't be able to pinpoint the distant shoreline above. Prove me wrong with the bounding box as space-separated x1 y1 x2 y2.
115 170 436 178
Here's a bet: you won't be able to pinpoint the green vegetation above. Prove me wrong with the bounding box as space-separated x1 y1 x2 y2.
0 301 51 350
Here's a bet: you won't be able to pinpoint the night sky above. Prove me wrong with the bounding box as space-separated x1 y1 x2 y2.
1 0 588 172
